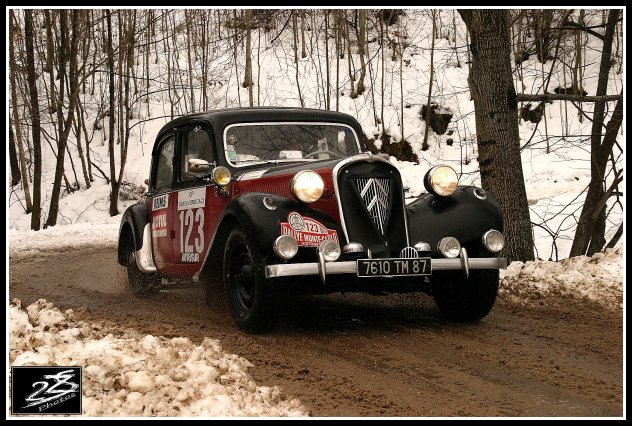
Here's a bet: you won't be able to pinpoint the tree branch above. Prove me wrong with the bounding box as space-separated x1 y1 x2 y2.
516 93 622 103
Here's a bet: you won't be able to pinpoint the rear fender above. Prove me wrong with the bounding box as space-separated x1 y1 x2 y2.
117 203 150 265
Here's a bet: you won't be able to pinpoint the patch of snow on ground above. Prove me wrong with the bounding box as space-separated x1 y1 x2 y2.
499 245 623 310
8 223 119 257
9 299 308 417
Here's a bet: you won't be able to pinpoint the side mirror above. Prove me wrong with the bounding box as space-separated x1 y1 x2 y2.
187 158 211 174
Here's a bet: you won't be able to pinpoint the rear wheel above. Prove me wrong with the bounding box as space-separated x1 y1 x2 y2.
122 232 159 297
223 227 276 333
432 268 499 322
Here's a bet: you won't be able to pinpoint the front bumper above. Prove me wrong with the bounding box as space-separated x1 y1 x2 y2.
265 256 507 280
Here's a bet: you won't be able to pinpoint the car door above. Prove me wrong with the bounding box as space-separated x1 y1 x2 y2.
149 132 176 272
171 123 228 276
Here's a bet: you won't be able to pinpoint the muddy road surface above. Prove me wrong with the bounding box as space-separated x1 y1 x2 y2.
9 246 623 417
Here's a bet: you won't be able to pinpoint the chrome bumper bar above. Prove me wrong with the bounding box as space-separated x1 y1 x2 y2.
265 257 507 279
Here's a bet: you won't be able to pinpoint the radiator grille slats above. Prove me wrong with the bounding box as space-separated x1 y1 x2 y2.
355 177 391 234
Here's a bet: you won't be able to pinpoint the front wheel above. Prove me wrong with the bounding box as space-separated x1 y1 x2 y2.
431 268 499 321
223 227 276 333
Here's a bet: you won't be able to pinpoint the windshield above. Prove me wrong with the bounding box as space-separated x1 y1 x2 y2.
223 122 361 167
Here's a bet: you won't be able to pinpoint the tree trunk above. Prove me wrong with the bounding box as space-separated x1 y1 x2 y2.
335 11 340 112
185 10 196 112
46 10 81 227
106 10 119 216
346 10 356 99
244 10 254 107
9 10 33 211
324 11 330 110
24 10 42 230
9 125 21 186
570 10 621 257
300 10 307 59
74 103 91 188
422 11 436 151
356 10 367 96
459 9 535 262
292 11 304 107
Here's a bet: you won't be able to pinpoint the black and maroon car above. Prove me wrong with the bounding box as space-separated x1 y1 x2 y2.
118 107 507 332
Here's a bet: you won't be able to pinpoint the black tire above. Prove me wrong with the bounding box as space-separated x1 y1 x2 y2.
122 232 159 297
223 227 276 333
432 268 499 322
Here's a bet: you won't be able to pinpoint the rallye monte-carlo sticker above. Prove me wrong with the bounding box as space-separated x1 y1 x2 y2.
281 211 339 247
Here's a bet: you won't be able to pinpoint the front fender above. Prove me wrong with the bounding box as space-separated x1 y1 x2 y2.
214 193 344 265
406 186 503 255
117 202 150 265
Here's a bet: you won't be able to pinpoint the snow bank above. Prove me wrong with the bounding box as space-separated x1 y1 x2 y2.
9 299 308 417
8 223 119 257
500 246 623 310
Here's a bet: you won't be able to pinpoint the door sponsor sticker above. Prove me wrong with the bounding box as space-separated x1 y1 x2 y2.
178 188 206 210
179 207 205 263
152 194 168 211
280 211 338 247
152 213 168 238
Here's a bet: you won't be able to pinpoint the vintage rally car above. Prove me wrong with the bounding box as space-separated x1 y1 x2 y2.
118 107 507 332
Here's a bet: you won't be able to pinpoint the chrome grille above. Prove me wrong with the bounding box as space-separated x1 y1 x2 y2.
355 178 391 234
400 247 418 258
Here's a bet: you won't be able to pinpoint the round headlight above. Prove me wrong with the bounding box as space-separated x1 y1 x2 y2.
212 166 232 186
291 170 324 203
273 235 299 260
482 229 505 253
319 239 341 262
424 165 458 197
437 237 461 258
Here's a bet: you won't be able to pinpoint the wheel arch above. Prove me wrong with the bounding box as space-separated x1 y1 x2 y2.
117 203 151 266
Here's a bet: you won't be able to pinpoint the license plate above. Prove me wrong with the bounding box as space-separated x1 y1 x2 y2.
357 258 432 277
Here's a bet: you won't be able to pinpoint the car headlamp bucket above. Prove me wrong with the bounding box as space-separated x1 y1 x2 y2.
437 237 461 258
291 170 325 203
319 239 341 262
212 166 232 186
273 235 299 260
482 229 505 253
424 165 459 197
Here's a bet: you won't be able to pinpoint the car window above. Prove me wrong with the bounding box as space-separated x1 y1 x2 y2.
223 123 361 167
154 135 175 190
180 127 213 182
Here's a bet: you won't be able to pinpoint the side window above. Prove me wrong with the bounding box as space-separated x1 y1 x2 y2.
180 127 213 182
154 136 175 190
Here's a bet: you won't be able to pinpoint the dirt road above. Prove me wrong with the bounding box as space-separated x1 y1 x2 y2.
9 246 623 417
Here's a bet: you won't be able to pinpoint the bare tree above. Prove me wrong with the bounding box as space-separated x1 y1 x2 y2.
570 9 622 256
106 10 118 216
422 11 436 151
24 10 42 230
243 10 254 107
459 9 535 262
46 10 82 227
356 10 367 96
292 11 304 107
9 10 32 211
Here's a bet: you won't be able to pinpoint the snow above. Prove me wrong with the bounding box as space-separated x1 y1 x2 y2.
500 245 623 310
9 298 308 417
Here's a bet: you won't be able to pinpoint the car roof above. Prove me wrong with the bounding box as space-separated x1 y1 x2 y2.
156 107 362 137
